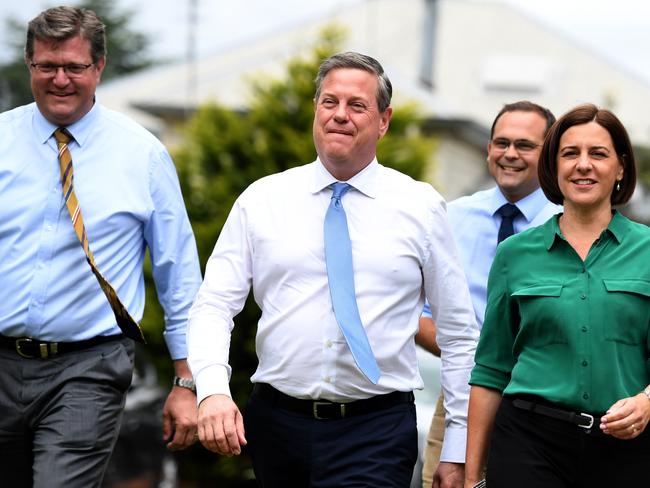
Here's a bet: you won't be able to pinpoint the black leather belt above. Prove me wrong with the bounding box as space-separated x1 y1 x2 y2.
0 334 123 359
511 397 599 430
253 383 414 420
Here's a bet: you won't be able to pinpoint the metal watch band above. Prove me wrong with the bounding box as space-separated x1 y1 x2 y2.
173 375 196 392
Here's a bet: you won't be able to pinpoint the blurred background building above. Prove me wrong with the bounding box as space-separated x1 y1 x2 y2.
95 0 650 212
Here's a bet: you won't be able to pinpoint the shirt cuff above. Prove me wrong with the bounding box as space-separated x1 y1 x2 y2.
439 426 467 463
195 364 232 405
469 364 509 392
163 325 188 360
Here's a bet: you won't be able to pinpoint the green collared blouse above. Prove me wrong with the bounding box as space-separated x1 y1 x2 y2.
470 211 650 413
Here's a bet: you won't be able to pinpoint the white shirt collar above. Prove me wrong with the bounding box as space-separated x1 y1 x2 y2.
311 157 380 199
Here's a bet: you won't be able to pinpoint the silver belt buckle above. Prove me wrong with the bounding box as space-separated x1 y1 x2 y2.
15 337 55 359
313 401 330 419
578 412 594 429
312 401 346 419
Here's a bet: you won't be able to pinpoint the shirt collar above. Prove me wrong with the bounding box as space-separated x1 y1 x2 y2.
544 209 628 250
311 157 380 198
33 98 100 146
490 187 550 223
606 210 628 244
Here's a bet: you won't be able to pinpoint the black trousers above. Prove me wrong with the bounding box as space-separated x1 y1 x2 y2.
244 385 418 488
487 396 650 487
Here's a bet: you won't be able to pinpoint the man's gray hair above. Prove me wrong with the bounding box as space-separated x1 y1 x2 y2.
25 6 106 63
314 52 392 113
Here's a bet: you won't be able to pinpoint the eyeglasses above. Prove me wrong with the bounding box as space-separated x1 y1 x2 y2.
491 138 541 153
30 62 94 77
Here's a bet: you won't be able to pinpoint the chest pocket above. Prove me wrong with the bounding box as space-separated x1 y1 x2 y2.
602 279 650 345
511 284 566 346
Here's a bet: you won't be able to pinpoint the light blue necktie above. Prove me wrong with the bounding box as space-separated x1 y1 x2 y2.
324 182 381 384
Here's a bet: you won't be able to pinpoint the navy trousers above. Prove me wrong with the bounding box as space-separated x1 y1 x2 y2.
244 385 418 487
487 396 650 487
0 337 134 488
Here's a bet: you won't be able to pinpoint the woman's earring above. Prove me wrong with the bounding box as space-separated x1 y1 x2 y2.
616 180 621 191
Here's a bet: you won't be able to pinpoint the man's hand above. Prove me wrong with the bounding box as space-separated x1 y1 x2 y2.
432 461 464 488
197 394 247 456
162 385 198 451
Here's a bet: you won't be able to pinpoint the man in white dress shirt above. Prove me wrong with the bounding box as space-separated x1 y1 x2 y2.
188 52 478 488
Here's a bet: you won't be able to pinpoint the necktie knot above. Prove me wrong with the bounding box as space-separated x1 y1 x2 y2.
331 182 351 201
497 203 520 219
54 128 72 144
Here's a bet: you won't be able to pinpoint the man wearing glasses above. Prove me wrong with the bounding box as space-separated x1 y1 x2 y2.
418 101 560 487
0 6 202 487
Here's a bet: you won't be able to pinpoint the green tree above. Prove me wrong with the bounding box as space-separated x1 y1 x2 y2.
0 0 154 110
634 145 650 188
163 25 436 484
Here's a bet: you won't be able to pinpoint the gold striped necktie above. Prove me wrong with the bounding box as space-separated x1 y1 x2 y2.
54 128 146 343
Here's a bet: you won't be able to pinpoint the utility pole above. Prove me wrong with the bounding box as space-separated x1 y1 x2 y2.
419 0 438 90
186 0 198 116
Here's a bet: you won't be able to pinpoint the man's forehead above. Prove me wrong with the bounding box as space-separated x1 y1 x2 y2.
493 110 546 139
32 35 90 54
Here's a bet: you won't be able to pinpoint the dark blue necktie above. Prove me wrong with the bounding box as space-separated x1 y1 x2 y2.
324 183 380 384
497 203 521 244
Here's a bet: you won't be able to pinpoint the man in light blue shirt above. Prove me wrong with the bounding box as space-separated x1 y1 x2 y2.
418 101 561 487
0 7 202 487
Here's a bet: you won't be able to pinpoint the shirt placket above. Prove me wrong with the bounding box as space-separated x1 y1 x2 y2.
574 236 608 408
25 151 64 334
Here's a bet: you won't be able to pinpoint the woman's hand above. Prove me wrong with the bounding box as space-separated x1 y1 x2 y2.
600 391 650 439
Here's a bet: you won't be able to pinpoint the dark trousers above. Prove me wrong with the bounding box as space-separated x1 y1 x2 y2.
487 396 650 487
244 385 418 488
0 337 134 488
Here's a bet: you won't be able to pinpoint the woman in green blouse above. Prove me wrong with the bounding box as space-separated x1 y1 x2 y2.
465 104 650 488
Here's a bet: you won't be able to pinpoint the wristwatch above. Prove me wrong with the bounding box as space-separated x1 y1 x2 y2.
173 375 196 392
643 387 650 401
472 480 486 488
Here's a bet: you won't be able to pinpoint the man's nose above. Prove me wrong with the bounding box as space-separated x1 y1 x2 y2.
504 143 518 158
333 104 350 122
52 67 71 85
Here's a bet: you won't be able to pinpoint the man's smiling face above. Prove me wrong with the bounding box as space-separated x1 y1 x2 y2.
29 34 105 126
487 110 547 202
312 67 391 180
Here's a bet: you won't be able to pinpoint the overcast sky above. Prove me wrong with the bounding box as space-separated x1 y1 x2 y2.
2 0 649 84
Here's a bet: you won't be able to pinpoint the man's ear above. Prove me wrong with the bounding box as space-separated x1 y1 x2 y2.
378 107 393 139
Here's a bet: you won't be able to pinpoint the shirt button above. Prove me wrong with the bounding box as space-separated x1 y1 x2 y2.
324 376 331 383
581 269 586 274
580 294 586 300
583 393 589 400
581 326 588 332
325 340 333 348
582 360 588 367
